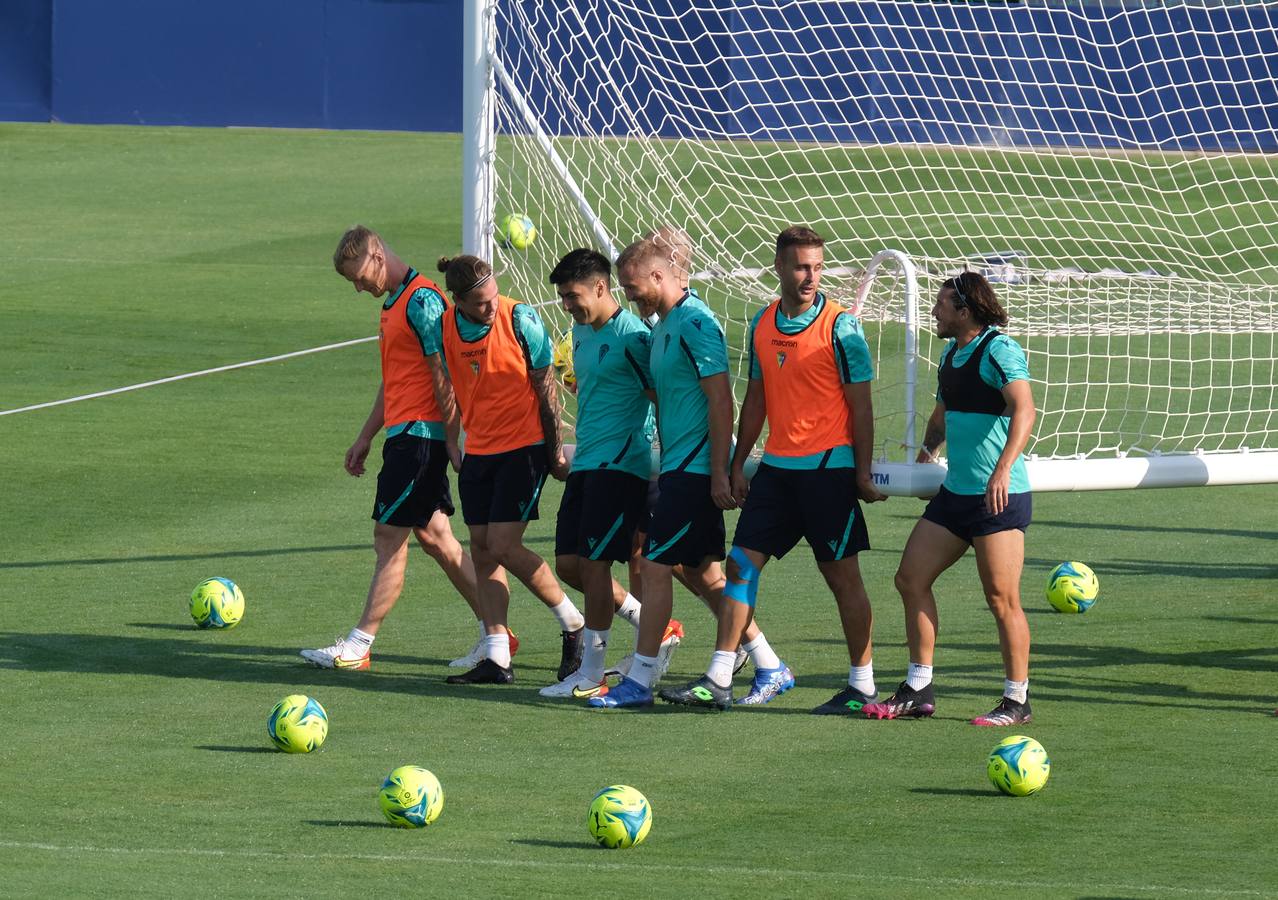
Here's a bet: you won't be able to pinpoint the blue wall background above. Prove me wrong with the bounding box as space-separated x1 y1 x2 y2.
3 0 1275 150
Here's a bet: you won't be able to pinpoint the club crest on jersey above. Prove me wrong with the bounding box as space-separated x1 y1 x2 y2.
599 344 610 363
470 361 480 376
776 351 787 369
664 333 672 350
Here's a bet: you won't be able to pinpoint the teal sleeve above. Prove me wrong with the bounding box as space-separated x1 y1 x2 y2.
833 312 874 384
982 336 1030 388
746 306 768 381
624 326 654 390
681 313 729 378
405 287 447 357
513 304 554 369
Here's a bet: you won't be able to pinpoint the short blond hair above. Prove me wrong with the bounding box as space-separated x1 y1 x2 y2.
644 225 692 281
333 225 382 274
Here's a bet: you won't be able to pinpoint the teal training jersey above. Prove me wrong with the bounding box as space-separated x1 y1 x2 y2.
938 328 1032 495
454 302 553 369
745 294 875 470
649 289 729 475
571 307 655 479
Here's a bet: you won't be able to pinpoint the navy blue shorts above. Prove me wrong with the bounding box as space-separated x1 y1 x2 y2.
922 485 1032 544
458 444 549 526
554 470 649 563
732 463 870 562
373 434 454 527
642 472 726 567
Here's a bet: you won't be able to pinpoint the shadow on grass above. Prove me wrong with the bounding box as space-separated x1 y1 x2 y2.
908 787 991 798
509 838 599 851
196 745 277 754
0 631 551 708
1032 518 1278 542
1 536 552 571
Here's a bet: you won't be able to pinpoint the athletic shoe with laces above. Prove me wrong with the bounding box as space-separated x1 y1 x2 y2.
538 672 608 699
444 658 514 685
300 638 370 671
606 619 685 682
971 694 1032 726
733 646 749 676
557 627 585 681
863 680 936 719
449 628 519 668
811 685 877 716
736 663 795 706
658 675 734 711
587 676 653 709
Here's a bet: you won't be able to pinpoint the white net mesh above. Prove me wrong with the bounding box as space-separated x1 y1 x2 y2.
485 0 1278 463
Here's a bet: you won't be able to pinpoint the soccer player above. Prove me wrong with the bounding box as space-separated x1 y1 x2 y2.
433 254 586 685
660 226 887 711
591 235 785 709
301 226 485 671
539 248 683 699
864 271 1037 726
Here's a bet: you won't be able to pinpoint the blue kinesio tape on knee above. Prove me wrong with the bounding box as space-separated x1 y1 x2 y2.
724 546 758 607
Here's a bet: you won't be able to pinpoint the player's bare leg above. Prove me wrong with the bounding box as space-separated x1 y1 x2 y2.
445 524 515 684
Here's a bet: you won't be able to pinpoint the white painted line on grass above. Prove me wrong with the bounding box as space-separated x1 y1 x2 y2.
0 336 378 417
0 839 1265 896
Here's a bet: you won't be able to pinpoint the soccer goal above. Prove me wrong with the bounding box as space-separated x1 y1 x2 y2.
463 0 1278 495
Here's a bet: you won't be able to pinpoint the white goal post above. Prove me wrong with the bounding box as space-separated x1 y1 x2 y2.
463 0 1278 495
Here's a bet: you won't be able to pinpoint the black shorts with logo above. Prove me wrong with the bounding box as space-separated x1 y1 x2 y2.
554 469 650 563
642 471 726 567
458 444 549 526
373 434 454 527
732 463 870 562
922 485 1032 544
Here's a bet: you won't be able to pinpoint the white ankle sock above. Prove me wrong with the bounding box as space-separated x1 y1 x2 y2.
347 627 374 652
743 634 781 671
706 650 737 687
551 597 585 632
615 595 642 629
628 653 659 688
483 633 511 668
906 662 933 691
1004 678 1029 703
579 628 609 682
848 662 875 696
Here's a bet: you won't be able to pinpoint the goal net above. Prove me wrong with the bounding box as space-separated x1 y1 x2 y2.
468 0 1278 491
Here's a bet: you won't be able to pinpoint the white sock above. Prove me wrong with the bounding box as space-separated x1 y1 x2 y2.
483 633 511 668
551 596 586 632
848 662 875 697
615 594 642 630
705 650 737 687
579 628 609 682
906 662 933 691
346 627 374 652
1004 678 1029 704
743 634 781 671
628 653 659 689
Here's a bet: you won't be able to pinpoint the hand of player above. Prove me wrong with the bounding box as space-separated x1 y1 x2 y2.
916 446 936 464
985 466 1011 515
857 471 887 503
446 438 463 474
344 436 371 477
711 471 736 510
549 452 571 482
730 466 750 507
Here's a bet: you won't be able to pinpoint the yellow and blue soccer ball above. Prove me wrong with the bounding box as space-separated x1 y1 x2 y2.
552 332 576 389
987 735 1051 796
189 577 245 628
267 694 328 753
1045 561 1099 613
378 765 444 828
587 784 651 849
498 213 537 251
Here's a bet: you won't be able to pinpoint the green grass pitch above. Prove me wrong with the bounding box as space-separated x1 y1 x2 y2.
1 122 1276 898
